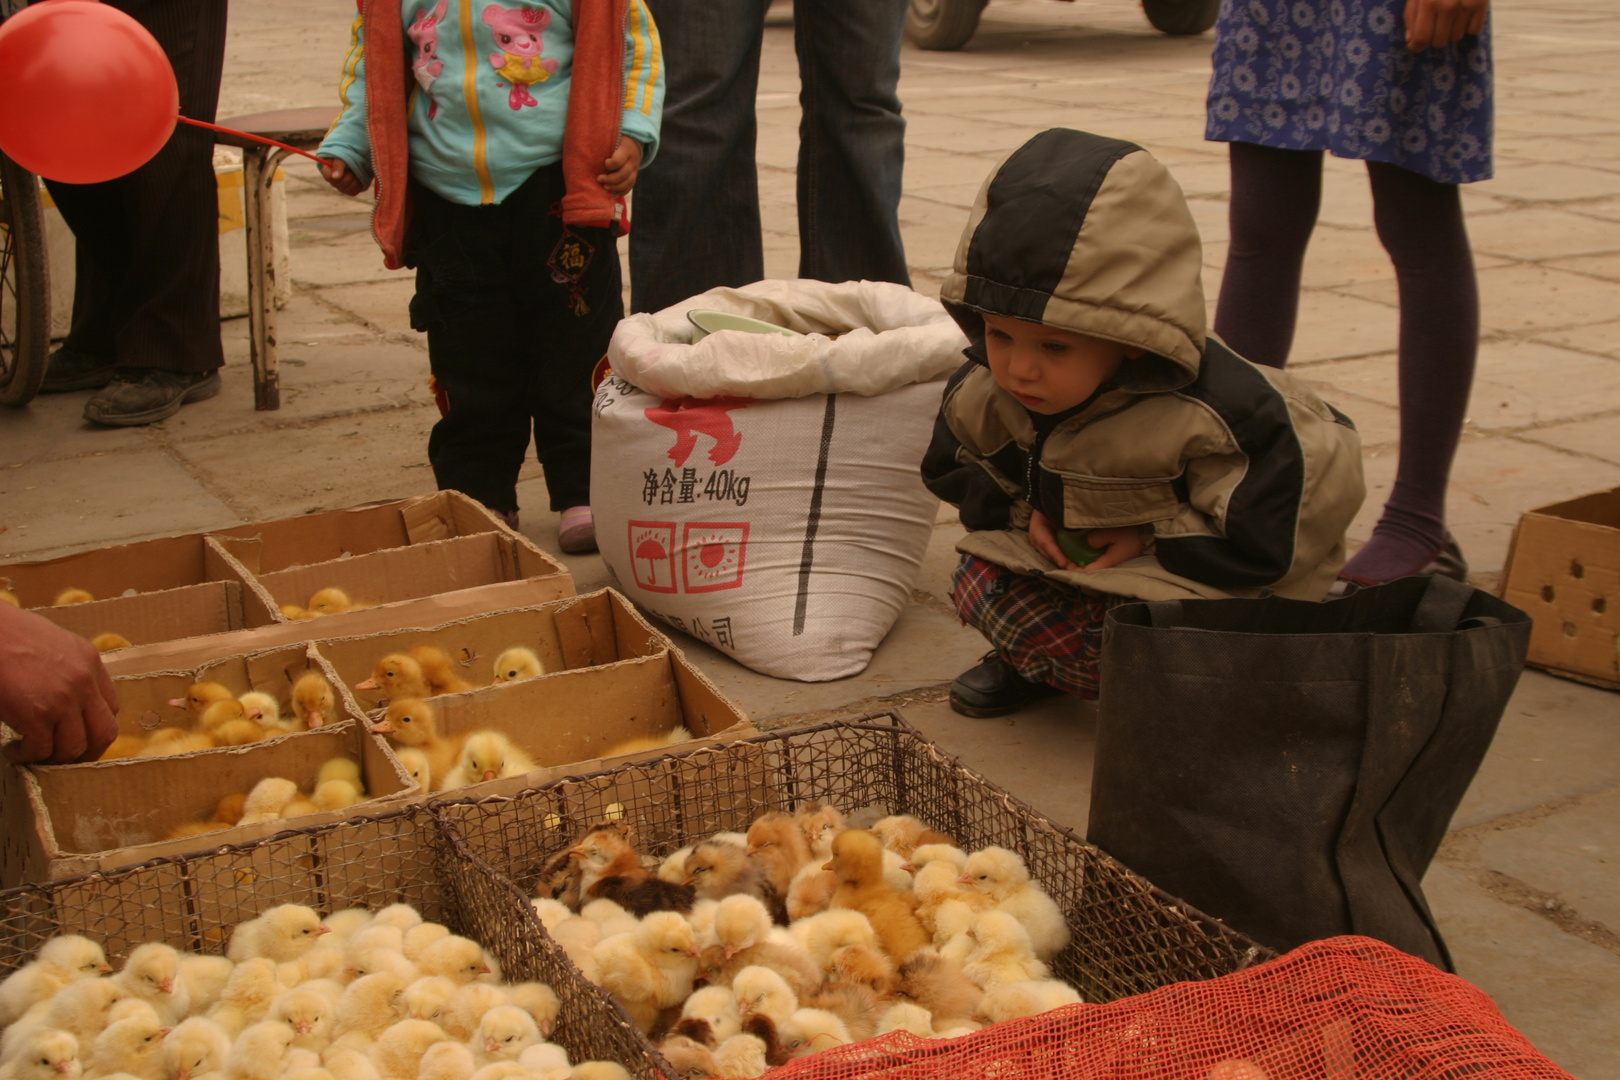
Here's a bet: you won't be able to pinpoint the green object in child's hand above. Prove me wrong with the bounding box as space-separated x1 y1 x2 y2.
1056 529 1104 568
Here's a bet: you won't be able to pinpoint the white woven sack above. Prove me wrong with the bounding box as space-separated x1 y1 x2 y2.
592 280 967 681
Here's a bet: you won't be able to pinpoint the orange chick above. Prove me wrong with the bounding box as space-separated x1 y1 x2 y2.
871 815 956 859
90 633 132 652
794 801 846 859
745 811 812 903
355 654 431 700
372 698 462 790
407 645 474 695
291 672 336 729
825 830 930 962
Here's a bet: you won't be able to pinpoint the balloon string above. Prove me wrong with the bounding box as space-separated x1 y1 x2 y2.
176 116 325 164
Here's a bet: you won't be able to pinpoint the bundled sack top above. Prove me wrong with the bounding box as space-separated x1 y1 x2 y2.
926 128 1366 602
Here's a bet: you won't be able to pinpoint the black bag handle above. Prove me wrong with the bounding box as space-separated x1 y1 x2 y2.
1144 600 1184 628
1410 574 1474 634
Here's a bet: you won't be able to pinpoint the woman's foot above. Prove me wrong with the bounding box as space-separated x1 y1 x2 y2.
558 506 597 554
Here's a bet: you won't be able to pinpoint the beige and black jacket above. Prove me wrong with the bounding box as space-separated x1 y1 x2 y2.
923 128 1366 602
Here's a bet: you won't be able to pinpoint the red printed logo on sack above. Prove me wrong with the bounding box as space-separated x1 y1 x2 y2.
644 397 752 467
627 520 678 594
681 523 749 593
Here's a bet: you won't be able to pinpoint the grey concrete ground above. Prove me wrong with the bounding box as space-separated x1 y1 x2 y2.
3 0 1618 1073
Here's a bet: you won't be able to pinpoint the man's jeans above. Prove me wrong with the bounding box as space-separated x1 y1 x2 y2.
629 0 911 314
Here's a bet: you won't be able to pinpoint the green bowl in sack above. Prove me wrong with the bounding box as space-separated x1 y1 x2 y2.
687 309 801 342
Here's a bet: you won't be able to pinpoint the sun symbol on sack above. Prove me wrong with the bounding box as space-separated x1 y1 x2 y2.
681 523 749 593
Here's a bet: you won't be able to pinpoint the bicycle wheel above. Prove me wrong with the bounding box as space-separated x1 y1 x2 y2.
0 151 50 407
905 0 987 50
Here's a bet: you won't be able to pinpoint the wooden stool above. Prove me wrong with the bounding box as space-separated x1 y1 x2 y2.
212 106 340 411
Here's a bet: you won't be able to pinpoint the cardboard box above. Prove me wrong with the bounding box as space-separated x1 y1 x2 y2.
316 589 756 799
0 532 261 614
1500 486 1620 689
3 645 415 884
31 580 249 650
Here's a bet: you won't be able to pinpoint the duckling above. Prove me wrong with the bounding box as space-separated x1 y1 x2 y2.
291 673 336 730
441 732 535 789
371 699 461 791
490 649 543 685
407 646 473 695
168 682 234 719
354 655 430 701
53 588 94 606
91 633 132 652
306 588 357 616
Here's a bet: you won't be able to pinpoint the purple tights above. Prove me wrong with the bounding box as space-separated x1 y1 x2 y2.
1214 142 1478 584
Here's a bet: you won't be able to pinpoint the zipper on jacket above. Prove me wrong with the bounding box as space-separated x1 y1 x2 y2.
458 0 495 204
1025 427 1051 519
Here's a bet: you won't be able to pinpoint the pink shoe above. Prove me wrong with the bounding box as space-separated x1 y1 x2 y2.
558 505 597 554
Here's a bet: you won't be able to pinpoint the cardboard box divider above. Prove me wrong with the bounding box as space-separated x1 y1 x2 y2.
1499 485 1620 689
32 579 247 650
0 532 260 611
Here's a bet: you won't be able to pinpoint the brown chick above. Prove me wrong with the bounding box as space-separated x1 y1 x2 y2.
406 646 473 695
354 655 430 701
825 830 930 962
894 951 981 1024
801 981 883 1041
168 682 234 719
569 824 694 917
740 1014 789 1069
870 816 956 859
291 672 336 730
682 839 768 903
744 812 811 906
371 699 461 792
656 1035 718 1080
824 945 895 995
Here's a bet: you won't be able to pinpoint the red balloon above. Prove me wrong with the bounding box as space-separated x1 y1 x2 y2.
0 0 179 184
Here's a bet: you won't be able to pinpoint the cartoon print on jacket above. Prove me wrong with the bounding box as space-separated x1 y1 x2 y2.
408 0 450 118
482 3 560 110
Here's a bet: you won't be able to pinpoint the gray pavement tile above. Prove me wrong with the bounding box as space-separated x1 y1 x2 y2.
313 279 421 338
1465 207 1620 262
1424 863 1620 1080
1516 414 1620 465
1284 290 1401 364
1476 264 1620 333
1545 251 1620 283
0 391 151 466
0 451 239 559
1531 320 1620 360
169 408 440 523
1476 162 1620 204
290 233 417 290
1476 787 1620 934
1453 670 1620 829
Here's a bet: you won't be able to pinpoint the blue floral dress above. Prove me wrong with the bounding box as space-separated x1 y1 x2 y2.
1205 0 1493 184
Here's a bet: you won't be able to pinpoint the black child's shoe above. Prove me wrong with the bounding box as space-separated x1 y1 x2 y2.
948 651 1062 718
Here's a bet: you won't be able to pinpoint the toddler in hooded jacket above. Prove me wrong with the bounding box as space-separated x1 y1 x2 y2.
923 128 1366 716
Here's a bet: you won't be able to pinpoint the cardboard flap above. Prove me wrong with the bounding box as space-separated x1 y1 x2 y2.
401 491 461 544
257 532 511 609
1 535 210 609
36 581 244 648
553 592 620 669
212 534 264 574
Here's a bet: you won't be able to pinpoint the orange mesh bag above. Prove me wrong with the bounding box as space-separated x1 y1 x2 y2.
761 936 1572 1080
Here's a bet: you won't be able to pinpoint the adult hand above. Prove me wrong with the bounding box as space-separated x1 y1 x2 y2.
1405 0 1488 52
1028 508 1078 570
0 602 120 765
1078 526 1145 571
599 138 644 197
320 157 368 197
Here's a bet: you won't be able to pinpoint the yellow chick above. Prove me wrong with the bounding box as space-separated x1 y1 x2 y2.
313 779 365 813
958 847 1070 962
489 649 543 685
778 1008 850 1059
415 938 492 988
164 1018 230 1080
205 959 279 1038
278 605 309 621
236 779 299 825
0 978 127 1062
368 905 423 933
97 734 147 761
291 673 336 730
53 589 94 606
353 656 430 701
86 1016 167 1080
501 983 558 1039
280 798 321 821
400 924 450 964
137 730 217 758
592 913 700 1033
178 956 235 1016
877 1000 935 1038
0 1029 81 1080
372 700 461 793
441 732 535 789
320 1046 377 1080
437 984 504 1042
679 985 743 1044
322 910 374 945
112 944 190 1026
227 905 330 966
198 700 256 737
973 978 1081 1023
0 590 18 607
406 646 473 695
268 988 332 1052
731 966 797 1028
306 589 356 616
393 749 430 793
469 1006 539 1065
414 1043 473 1080
317 758 361 787
712 1034 768 1078
168 683 234 720
569 1065 631 1080
90 634 131 653
367 1019 446 1080
224 1021 294 1080
237 693 285 735
514 1043 568 1079
0 936 112 1026
399 977 456 1026
787 909 878 970
961 910 1049 990
331 973 408 1043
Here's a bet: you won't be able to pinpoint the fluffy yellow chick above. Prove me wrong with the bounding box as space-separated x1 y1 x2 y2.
366 1020 446 1080
592 913 700 1033
113 944 190 1026
323 910 374 944
370 700 460 792
178 956 235 1016
787 910 878 970
0 978 127 1062
399 978 456 1027
961 911 1049 990
168 683 234 720
679 985 742 1044
467 1065 523 1080
569 1064 631 1080
291 673 336 730
90 634 132 653
306 589 356 616
469 1006 539 1065
393 749 430 793
712 895 773 963
0 936 112 1026
501 983 558 1039
137 730 217 758
227 905 330 965
958 847 1070 962
97 734 147 761
224 1021 294 1080
236 693 287 736
205 960 279 1038
414 1043 473 1080
405 647 472 695
235 779 300 825
164 1018 230 1080
731 966 797 1028
313 779 365 813
1 1030 81 1080
341 945 417 987
53 589 94 606
368 906 423 934
400 924 449 964
489 649 542 685
712 1033 767 1078
527 906 597 982
270 988 333 1051
87 1016 167 1080
353 656 429 701
415 938 492 988
331 973 408 1042
278 605 309 621
437 984 504 1042
778 1008 850 1059
440 732 535 789
973 978 1081 1023
577 901 636 941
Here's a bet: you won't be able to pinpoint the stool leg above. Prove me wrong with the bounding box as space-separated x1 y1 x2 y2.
243 148 281 410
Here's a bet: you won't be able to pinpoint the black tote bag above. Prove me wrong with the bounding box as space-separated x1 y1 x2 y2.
1087 575 1532 970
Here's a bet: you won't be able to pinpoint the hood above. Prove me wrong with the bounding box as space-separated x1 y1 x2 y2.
940 128 1206 392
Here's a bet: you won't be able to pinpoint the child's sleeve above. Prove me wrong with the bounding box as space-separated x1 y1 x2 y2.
316 9 376 190
618 0 665 165
921 361 1022 530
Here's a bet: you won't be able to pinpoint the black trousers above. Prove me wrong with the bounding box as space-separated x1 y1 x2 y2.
41 0 228 375
408 165 623 515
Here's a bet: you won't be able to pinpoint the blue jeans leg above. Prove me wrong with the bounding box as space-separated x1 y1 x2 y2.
795 0 910 287
628 0 771 314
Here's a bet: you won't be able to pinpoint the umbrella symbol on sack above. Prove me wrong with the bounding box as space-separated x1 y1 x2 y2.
627 520 678 593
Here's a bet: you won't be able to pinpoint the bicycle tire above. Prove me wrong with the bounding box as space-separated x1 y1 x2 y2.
0 151 50 407
905 0 987 50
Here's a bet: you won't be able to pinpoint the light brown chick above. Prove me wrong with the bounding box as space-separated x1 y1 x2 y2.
405 646 473 695
824 945 895 996
801 981 882 1041
793 801 846 860
354 656 429 701
825 831 930 962
371 700 461 792
870 816 955 860
291 673 336 730
682 840 768 903
743 812 811 902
